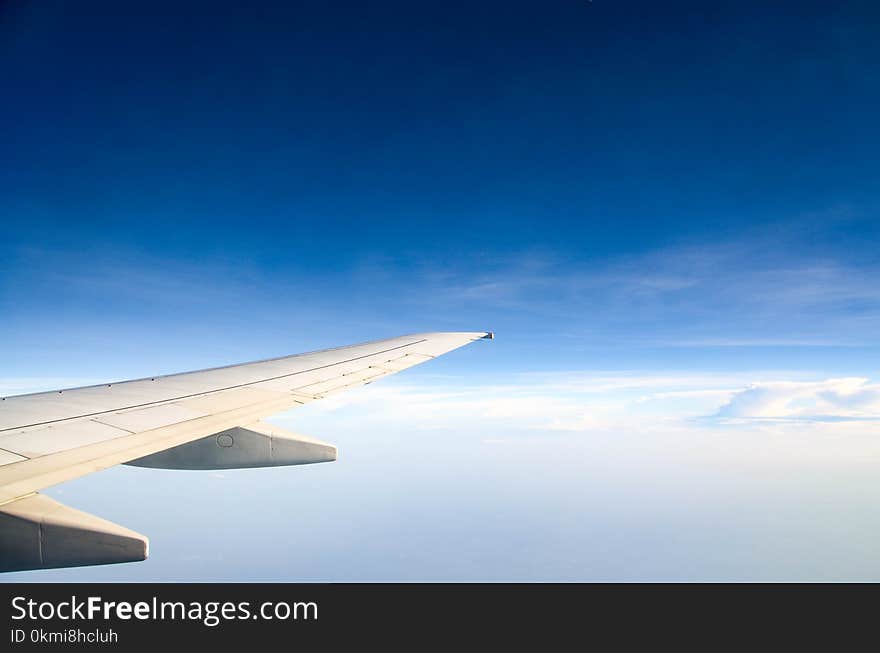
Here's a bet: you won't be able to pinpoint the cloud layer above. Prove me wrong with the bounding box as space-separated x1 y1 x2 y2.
715 377 880 422
281 370 880 439
6 371 880 437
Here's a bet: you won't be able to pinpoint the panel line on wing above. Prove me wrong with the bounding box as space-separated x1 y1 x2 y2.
293 367 390 396
0 448 28 465
0 338 428 433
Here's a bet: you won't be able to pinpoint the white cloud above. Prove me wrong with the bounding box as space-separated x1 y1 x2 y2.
283 371 880 436
715 377 880 422
280 371 768 434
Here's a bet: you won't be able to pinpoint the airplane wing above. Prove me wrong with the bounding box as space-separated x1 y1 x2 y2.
0 331 492 572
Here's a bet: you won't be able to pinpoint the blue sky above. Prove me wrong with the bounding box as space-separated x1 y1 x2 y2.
3 1 880 580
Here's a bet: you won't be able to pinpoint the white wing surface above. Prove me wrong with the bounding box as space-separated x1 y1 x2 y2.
0 331 492 571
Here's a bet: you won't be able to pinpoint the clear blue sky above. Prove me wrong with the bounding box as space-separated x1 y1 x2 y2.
3 1 880 581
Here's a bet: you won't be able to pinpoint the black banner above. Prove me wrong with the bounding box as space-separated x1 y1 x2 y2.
0 583 876 647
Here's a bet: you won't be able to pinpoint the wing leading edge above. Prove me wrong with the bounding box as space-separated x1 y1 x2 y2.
0 331 491 571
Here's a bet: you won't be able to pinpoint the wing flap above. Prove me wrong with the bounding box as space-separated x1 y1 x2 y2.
175 386 290 414
294 366 389 396
92 403 209 432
